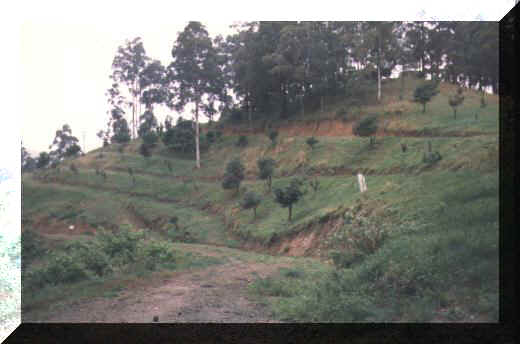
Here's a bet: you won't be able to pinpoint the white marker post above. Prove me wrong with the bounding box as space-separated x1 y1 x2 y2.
357 173 367 193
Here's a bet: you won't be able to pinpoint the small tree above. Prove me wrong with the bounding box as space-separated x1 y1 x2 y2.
448 93 464 119
139 131 158 158
257 157 276 192
236 135 248 147
413 81 440 113
241 191 262 220
268 131 279 145
480 94 487 108
306 137 319 150
36 152 50 169
222 158 245 195
353 116 379 146
273 178 304 222
309 177 320 193
169 216 179 230
70 163 79 175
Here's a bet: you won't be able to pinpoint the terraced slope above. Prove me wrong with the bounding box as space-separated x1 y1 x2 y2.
22 77 499 322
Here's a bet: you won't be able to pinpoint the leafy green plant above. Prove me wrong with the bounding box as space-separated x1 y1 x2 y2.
413 81 440 113
236 135 248 147
222 158 245 195
241 191 262 220
306 137 319 150
273 178 305 222
257 157 276 192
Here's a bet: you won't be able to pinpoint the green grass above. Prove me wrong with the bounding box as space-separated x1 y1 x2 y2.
21 75 499 322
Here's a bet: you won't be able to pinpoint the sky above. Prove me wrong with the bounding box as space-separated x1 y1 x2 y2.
1 0 516 166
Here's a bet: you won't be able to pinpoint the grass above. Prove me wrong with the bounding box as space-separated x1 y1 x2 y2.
21 75 498 322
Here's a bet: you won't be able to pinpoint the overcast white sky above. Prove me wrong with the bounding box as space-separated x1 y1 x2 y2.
1 0 515 168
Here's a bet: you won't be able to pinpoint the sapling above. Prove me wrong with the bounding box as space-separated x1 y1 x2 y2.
241 191 262 220
306 137 319 150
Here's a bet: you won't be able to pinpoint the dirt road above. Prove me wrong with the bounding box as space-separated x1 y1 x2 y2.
25 246 291 323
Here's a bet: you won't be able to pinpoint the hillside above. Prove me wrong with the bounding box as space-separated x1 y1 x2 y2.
22 77 499 322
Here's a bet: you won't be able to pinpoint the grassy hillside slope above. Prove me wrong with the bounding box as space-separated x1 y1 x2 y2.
22 76 498 322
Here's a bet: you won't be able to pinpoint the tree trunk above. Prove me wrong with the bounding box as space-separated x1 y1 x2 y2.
195 102 201 169
422 103 426 113
377 38 381 102
288 205 292 222
320 96 324 114
454 108 457 119
253 207 256 220
248 99 252 132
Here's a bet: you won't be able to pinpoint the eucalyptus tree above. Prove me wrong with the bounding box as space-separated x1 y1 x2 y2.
362 22 402 102
109 37 149 139
169 21 228 169
48 124 82 162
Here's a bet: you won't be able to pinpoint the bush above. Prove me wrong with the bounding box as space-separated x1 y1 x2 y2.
257 157 276 191
241 191 262 219
335 107 348 120
236 135 248 147
43 253 89 285
222 158 245 194
329 250 365 269
306 137 319 150
206 131 216 144
353 116 378 145
140 241 176 270
97 227 143 265
423 151 442 165
268 131 279 145
63 241 111 277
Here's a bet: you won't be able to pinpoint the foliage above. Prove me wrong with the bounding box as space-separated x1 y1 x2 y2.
48 124 82 161
162 118 197 154
257 157 276 191
268 131 279 145
169 21 228 168
448 92 465 119
423 151 443 165
353 116 378 141
413 81 440 113
273 178 304 222
306 137 319 150
236 135 248 147
222 158 245 194
36 152 50 169
241 191 262 219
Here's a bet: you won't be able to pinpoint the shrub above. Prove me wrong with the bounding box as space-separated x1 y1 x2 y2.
222 158 245 194
236 135 248 147
423 151 442 165
353 116 378 146
335 107 348 120
241 191 262 219
268 131 278 145
329 250 365 269
413 81 440 113
44 253 89 285
206 131 216 144
306 137 319 150
448 93 465 119
257 157 276 192
21 230 45 267
63 241 112 277
140 241 176 270
97 227 143 265
69 163 78 174
273 178 304 222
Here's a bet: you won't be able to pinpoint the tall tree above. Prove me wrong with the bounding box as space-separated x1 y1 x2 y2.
48 124 82 162
109 37 149 139
169 21 228 169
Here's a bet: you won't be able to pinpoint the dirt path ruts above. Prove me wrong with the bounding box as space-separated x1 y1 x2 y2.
27 254 289 323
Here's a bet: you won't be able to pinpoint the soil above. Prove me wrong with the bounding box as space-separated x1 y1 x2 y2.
25 247 290 323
